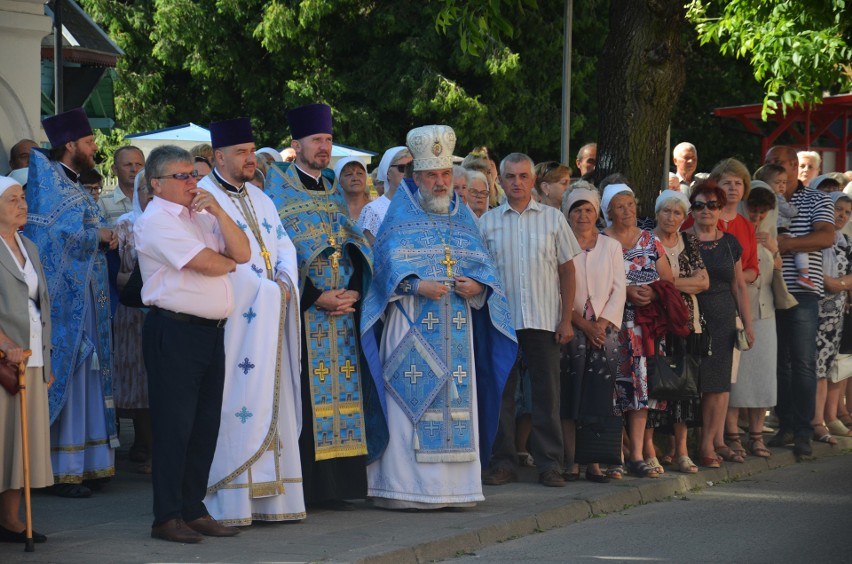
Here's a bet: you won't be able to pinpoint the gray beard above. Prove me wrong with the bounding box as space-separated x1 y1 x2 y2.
419 189 451 214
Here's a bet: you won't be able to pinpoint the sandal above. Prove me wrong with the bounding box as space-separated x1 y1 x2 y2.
715 445 745 463
825 419 852 437
660 452 674 466
725 432 747 459
699 455 721 468
644 457 664 475
673 455 699 473
626 459 660 478
747 433 771 458
606 465 624 480
838 414 852 428
813 424 838 445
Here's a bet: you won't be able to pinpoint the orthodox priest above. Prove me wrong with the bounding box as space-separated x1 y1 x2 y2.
198 118 304 524
24 108 118 498
360 125 517 509
266 104 374 510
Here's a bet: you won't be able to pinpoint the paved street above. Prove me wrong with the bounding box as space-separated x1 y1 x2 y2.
450 453 852 563
0 422 849 563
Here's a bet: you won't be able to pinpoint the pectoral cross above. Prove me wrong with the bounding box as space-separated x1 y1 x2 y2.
259 244 272 277
440 246 457 277
328 235 340 272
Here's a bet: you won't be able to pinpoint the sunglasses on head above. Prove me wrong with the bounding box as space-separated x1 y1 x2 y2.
692 200 722 211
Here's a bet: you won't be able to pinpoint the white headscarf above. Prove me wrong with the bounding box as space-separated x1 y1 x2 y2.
654 189 691 215
376 146 408 185
8 168 28 188
116 171 147 225
600 183 634 227
333 157 366 182
0 175 22 198
256 147 283 163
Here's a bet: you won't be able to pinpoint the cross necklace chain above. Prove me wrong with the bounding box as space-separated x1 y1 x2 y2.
212 174 273 279
429 208 456 278
317 187 342 272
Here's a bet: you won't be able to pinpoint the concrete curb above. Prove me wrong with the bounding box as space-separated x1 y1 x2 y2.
349 438 850 564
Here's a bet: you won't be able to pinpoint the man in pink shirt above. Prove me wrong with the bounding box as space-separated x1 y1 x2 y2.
134 145 250 543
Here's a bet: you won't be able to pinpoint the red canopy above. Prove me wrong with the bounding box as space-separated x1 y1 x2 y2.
714 93 852 170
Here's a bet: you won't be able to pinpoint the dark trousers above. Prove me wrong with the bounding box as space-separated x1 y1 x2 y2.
490 329 563 473
143 311 226 527
775 293 819 440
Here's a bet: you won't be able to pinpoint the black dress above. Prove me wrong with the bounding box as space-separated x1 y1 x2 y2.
695 232 741 393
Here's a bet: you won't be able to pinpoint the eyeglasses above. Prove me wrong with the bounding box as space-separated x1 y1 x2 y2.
390 163 408 173
152 171 201 181
84 184 102 194
469 189 489 198
692 200 722 211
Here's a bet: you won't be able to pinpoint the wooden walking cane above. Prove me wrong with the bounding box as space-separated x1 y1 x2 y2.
1 349 34 552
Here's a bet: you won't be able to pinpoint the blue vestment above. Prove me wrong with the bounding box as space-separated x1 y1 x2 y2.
361 178 517 465
266 162 375 462
24 150 117 480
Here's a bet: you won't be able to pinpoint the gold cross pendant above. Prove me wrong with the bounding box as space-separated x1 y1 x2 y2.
259 246 272 275
440 246 457 277
330 249 341 272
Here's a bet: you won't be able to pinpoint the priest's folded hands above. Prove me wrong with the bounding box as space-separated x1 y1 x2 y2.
453 276 485 300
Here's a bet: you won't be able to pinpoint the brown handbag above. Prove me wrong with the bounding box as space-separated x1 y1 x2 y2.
0 358 20 395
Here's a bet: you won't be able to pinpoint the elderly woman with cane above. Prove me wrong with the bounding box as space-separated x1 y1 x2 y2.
0 176 53 544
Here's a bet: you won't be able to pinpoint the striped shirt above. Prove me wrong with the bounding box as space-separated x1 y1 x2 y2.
479 199 581 331
782 183 834 296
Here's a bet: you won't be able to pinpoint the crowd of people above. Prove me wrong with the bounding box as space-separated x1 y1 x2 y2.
1 105 852 545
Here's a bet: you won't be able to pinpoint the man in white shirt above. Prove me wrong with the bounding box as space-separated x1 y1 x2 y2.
135 144 250 543
479 153 581 488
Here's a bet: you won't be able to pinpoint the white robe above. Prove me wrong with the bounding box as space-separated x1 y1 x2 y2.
366 290 486 509
200 176 305 525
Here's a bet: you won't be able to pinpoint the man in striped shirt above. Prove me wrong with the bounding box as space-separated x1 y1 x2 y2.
764 145 834 458
479 153 581 487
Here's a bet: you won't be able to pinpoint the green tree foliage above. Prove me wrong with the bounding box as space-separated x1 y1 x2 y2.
77 0 606 161
687 0 852 119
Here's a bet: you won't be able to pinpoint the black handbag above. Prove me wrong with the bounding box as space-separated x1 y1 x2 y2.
574 337 622 465
647 337 700 401
574 415 623 465
119 262 145 308
840 312 852 354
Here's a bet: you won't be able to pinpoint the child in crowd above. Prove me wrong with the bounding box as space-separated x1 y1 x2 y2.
754 164 814 290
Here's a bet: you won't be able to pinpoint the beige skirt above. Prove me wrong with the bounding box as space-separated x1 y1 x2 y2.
0 366 54 490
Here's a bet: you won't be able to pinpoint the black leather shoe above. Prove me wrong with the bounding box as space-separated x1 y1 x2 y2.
151 518 204 543
313 499 356 511
47 483 92 498
0 525 47 544
793 436 813 458
767 430 794 447
585 470 611 484
185 515 240 537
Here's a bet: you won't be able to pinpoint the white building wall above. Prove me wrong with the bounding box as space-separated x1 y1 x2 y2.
0 0 52 174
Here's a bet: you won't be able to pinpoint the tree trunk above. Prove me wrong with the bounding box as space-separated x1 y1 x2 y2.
596 0 687 218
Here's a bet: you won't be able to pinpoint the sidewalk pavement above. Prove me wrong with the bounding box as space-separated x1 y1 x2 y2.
3 429 850 564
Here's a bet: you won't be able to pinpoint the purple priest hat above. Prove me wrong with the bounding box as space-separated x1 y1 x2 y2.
288 104 332 140
42 108 93 147
209 117 254 149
